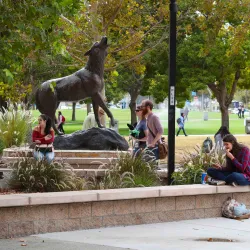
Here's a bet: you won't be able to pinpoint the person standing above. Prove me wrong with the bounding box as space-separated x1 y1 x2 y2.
184 107 189 121
238 105 242 118
207 134 250 186
132 106 148 157
176 113 188 136
57 111 65 134
140 100 163 160
82 107 105 130
242 105 245 118
32 114 55 163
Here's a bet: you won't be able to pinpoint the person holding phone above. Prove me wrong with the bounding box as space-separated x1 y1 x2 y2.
207 134 250 186
32 114 55 163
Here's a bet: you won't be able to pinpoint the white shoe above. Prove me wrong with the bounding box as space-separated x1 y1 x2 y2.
208 179 226 186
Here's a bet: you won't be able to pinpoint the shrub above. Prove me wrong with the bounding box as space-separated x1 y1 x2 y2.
86 151 160 190
172 144 226 185
8 157 85 192
0 103 34 148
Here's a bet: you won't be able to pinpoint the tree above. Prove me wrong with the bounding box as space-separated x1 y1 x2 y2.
58 0 170 122
0 0 80 106
176 0 250 128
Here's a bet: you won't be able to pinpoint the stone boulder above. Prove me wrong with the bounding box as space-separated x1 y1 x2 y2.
53 128 129 151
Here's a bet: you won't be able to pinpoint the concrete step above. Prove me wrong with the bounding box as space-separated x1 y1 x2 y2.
1 157 116 169
3 147 127 158
0 167 107 178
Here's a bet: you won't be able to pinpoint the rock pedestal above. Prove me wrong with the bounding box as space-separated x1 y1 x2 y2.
53 128 129 151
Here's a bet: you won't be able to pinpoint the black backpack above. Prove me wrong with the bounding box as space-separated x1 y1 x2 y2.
202 137 213 153
176 117 181 124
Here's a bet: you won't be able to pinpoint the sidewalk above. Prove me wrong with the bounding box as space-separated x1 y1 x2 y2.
1 217 250 250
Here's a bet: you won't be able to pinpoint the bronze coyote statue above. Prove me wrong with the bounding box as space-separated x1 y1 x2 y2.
35 37 115 134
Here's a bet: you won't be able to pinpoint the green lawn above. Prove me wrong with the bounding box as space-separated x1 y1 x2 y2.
32 109 248 135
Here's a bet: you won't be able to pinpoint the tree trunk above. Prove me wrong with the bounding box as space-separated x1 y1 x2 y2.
72 102 76 121
220 106 229 129
129 93 138 125
208 70 240 130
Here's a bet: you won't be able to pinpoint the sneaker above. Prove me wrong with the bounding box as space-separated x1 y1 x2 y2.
208 179 226 186
231 182 238 187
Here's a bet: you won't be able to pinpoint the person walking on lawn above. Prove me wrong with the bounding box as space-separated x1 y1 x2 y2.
176 113 188 136
140 99 163 160
207 134 250 186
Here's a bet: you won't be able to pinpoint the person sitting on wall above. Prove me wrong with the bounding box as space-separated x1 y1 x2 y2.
207 134 250 186
32 114 55 163
82 107 105 130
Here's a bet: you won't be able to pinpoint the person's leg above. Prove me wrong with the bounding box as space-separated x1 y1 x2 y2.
58 123 62 132
176 127 181 136
45 152 55 164
207 168 231 181
182 127 188 136
33 150 45 161
61 124 65 134
148 146 159 160
225 172 250 186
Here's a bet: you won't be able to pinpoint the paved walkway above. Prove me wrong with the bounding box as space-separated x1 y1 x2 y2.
1 218 250 250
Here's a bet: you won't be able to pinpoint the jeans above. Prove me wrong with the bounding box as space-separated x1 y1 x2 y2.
176 127 187 136
58 123 65 133
207 168 250 186
33 150 55 164
148 146 159 160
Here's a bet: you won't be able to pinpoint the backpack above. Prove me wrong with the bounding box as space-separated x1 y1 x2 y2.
202 137 213 153
62 115 66 123
222 197 250 219
176 117 181 124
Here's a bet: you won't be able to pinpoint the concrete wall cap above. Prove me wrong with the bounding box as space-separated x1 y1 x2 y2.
0 185 250 207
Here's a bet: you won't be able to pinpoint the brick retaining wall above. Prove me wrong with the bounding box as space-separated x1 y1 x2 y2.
0 185 250 238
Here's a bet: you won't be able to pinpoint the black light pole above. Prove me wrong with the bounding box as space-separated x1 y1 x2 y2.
168 0 177 185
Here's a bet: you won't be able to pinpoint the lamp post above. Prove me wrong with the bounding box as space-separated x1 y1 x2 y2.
168 0 177 185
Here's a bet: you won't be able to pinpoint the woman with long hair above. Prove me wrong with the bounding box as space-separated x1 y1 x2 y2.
214 125 230 148
32 114 55 163
207 134 250 186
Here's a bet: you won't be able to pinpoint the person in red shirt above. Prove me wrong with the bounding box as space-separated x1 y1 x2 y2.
32 114 55 163
207 134 250 186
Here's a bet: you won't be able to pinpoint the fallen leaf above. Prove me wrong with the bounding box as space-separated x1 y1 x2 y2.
21 244 27 246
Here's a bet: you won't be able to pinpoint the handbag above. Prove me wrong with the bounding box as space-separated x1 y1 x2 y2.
35 144 53 153
147 126 168 159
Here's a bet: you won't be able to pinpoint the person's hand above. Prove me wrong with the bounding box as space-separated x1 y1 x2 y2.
226 149 235 160
44 135 52 140
35 140 41 143
212 163 221 169
148 143 155 148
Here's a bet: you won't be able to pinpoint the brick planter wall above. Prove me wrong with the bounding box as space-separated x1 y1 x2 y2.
0 185 250 239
